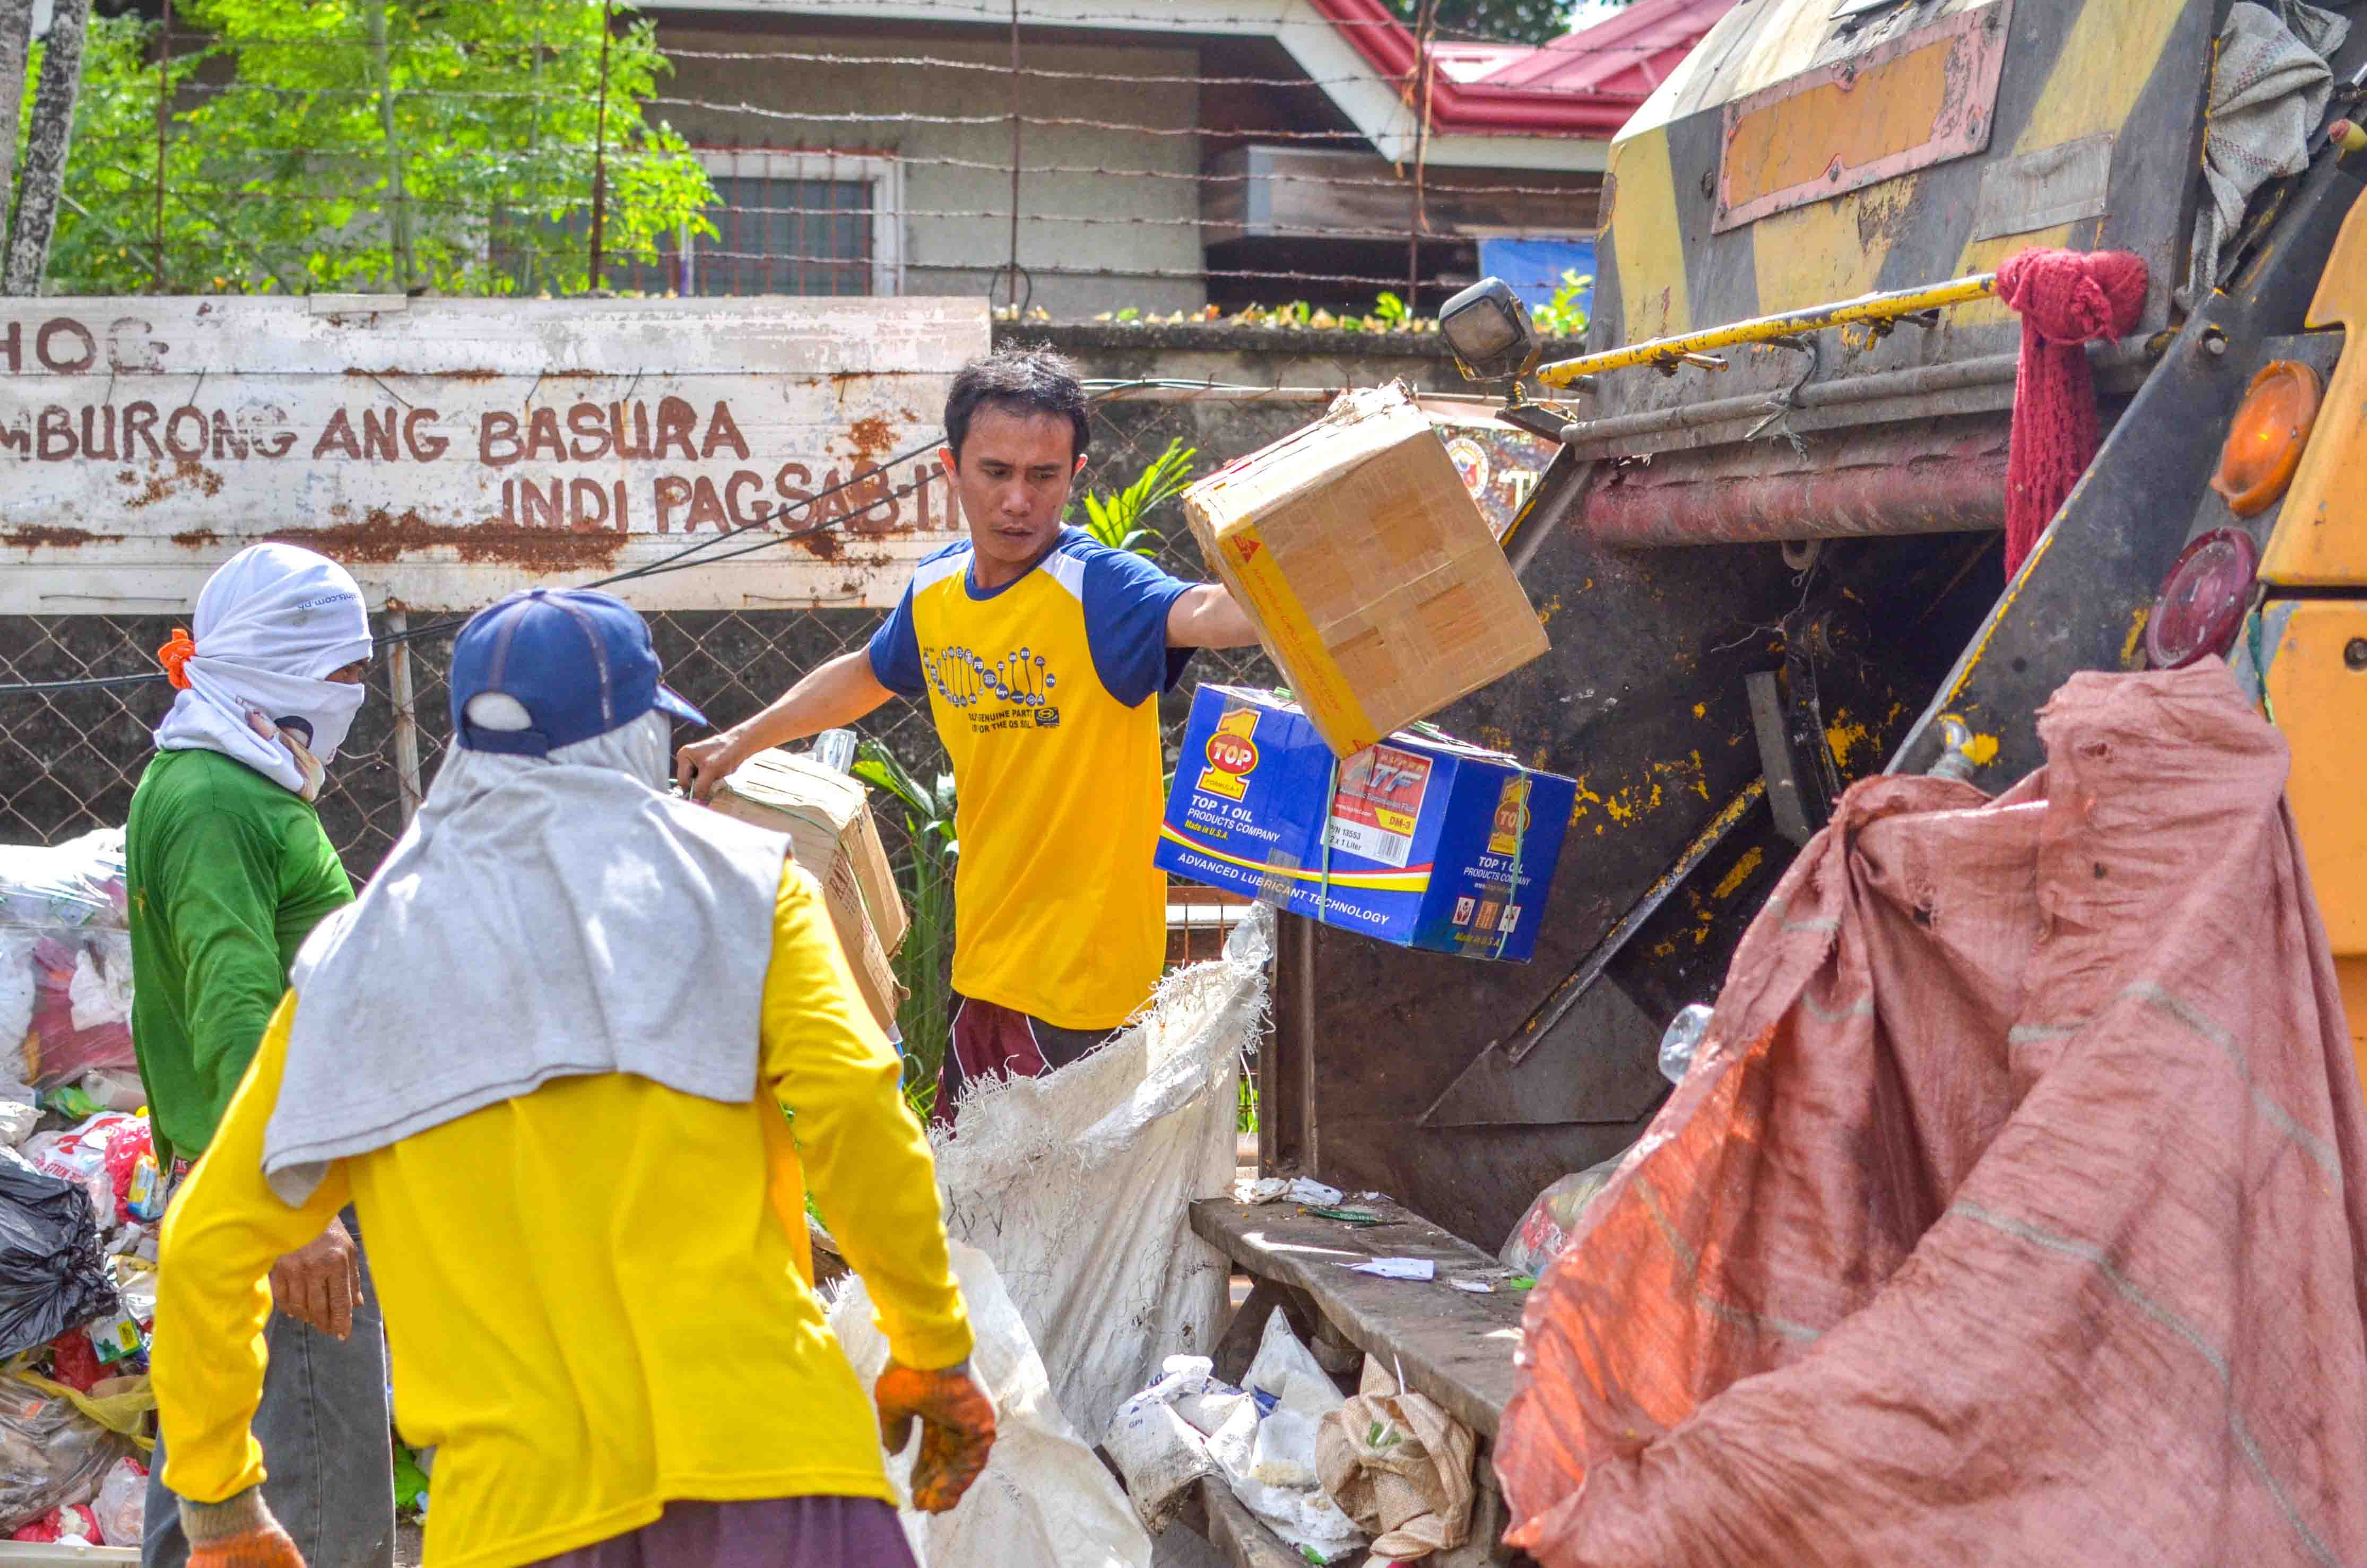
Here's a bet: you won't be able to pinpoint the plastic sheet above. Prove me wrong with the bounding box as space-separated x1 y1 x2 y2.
1499 1156 1624 1277
831 1240 1151 1568
0 1151 119 1362
1498 665 2367 1568
0 833 136 1092
91 1457 145 1547
0 1374 133 1532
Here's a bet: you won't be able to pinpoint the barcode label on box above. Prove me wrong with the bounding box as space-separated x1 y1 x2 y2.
1328 820 1412 864
1325 744 1432 869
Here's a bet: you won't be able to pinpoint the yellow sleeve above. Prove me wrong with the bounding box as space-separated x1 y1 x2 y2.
151 992 350 1503
762 865 973 1371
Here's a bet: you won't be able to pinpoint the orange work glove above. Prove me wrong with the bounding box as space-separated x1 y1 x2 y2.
181 1488 304 1568
874 1358 996 1514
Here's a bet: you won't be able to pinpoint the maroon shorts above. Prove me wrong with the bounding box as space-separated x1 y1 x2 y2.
528 1497 914 1568
932 993 1117 1130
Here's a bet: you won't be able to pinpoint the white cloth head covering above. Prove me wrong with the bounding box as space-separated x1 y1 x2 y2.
261 707 790 1204
154 543 374 798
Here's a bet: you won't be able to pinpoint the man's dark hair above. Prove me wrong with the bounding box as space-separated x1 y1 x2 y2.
943 346 1090 463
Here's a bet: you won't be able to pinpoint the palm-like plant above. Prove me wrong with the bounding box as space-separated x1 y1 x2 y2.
1080 438 1198 557
852 739 959 1119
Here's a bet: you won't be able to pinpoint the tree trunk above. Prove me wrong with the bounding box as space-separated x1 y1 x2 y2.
5 0 90 296
0 0 37 233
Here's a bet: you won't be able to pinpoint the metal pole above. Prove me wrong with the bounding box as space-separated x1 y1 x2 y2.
368 0 414 291
588 0 613 291
387 611 422 826
1407 0 1435 317
153 0 168 290
1005 0 1020 311
1533 273 2002 387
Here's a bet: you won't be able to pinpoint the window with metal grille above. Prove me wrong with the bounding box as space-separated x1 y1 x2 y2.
503 151 902 298
693 174 873 296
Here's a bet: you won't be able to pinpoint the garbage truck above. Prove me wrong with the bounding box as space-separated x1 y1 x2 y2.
1254 0 2367 1253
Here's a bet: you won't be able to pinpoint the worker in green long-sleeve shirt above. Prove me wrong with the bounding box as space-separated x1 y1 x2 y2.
125 542 395 1568
128 752 351 1166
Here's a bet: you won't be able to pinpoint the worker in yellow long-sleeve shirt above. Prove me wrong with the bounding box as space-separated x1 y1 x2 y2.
150 587 993 1568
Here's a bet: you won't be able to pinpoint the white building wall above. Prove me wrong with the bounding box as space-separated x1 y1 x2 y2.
651 24 1207 318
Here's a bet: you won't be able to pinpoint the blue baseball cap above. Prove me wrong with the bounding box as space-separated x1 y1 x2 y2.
448 587 708 757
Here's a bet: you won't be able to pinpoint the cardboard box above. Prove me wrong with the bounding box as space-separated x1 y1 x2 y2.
1182 380 1550 757
1155 686 1575 961
710 749 909 1030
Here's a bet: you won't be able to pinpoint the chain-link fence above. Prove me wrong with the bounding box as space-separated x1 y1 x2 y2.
0 389 1302 872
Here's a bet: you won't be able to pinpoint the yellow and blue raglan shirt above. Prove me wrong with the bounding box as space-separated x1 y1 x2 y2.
868 527 1193 1031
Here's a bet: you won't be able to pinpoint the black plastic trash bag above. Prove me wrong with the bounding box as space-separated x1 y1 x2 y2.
0 1148 119 1361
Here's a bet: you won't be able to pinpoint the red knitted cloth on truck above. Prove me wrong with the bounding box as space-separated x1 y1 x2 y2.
1994 248 2148 578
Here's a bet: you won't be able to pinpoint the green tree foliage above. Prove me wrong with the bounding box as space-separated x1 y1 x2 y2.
39 0 712 295
1388 0 1582 47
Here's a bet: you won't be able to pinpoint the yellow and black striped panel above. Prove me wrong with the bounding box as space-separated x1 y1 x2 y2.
1592 0 2209 395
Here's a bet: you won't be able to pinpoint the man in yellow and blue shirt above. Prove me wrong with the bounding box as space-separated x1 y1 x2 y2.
678 348 1257 1121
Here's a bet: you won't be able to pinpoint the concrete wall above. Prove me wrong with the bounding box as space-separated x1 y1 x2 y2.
652 23 1206 319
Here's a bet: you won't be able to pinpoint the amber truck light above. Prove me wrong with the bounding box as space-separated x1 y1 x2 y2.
2210 360 2322 517
2146 529 2260 670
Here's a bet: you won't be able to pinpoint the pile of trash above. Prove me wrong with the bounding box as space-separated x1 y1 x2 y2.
0 831 161 1546
1106 1307 1480 1565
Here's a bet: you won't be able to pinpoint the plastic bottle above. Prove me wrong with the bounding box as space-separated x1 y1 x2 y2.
810 729 859 774
1658 1004 1713 1085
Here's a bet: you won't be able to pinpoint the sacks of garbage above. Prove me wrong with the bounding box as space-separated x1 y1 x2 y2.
1105 1311 1366 1564
832 1241 1151 1568
0 1372 136 1532
1497 664 2367 1567
927 905 1264 1441
1317 1357 1478 1560
0 1148 120 1362
0 830 138 1094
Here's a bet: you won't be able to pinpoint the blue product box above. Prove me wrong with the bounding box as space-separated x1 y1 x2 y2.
1156 685 1575 961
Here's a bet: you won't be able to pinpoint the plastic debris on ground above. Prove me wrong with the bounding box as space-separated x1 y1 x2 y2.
1337 1258 1432 1281
1317 1358 1478 1562
0 831 139 1093
8 1503 102 1545
90 1456 145 1547
833 1240 1151 1568
1237 1176 1345 1207
1108 1311 1366 1564
1497 665 2367 1567
0 1372 136 1534
394 1442 432 1518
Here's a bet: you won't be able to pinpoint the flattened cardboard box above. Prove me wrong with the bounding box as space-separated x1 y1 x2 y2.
1156 685 1575 961
710 749 908 1032
1182 380 1549 757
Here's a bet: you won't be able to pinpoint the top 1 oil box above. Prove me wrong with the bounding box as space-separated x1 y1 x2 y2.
1155 685 1575 961
1181 382 1550 759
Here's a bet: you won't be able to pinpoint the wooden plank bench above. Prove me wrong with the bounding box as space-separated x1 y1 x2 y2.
1190 1196 1527 1437
1182 1195 1531 1565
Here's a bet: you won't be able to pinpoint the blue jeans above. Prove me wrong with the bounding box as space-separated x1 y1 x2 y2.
143 1210 394 1568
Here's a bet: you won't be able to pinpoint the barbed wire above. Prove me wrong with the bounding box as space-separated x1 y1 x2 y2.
151 10 1661 54
148 40 1669 82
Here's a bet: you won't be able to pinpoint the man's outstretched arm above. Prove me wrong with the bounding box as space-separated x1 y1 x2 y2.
676 649 895 800
1165 583 1261 650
